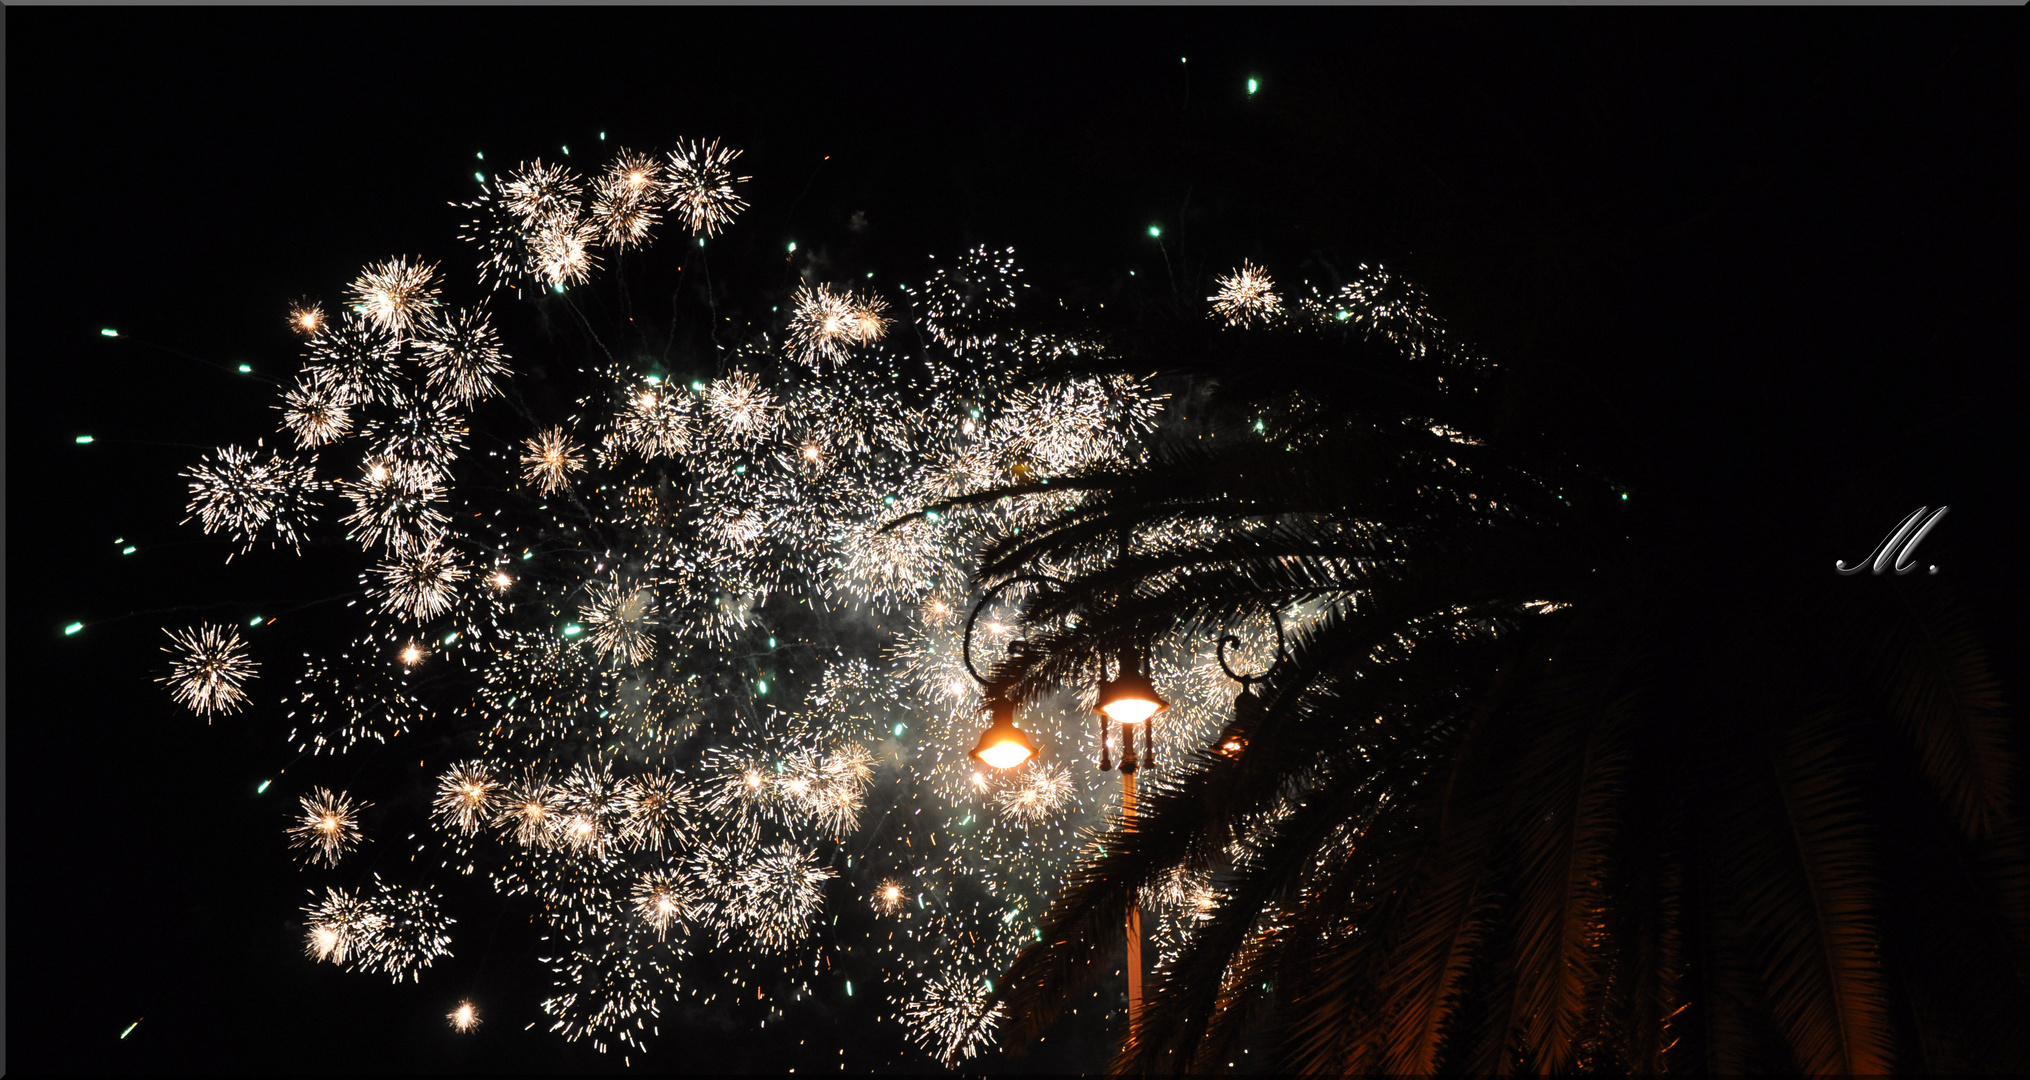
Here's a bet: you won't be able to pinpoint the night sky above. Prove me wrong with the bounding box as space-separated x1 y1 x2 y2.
6 8 2021 1074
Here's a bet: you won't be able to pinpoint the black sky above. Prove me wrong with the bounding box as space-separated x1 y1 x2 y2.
5 7 2022 1075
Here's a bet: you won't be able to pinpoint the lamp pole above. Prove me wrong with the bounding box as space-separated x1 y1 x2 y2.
1122 761 1143 1032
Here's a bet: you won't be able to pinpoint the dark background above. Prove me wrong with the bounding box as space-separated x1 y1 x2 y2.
6 8 2021 1074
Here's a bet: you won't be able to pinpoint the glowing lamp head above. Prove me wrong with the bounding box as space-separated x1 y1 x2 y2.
1214 687 1264 760
1096 657 1168 725
969 697 1038 770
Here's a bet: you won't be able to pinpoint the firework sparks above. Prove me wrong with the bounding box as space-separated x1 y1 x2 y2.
1209 259 1282 326
287 786 369 867
180 443 322 555
373 540 469 621
166 141 1214 1062
287 300 327 337
306 310 403 406
433 760 501 836
357 877 455 982
160 623 259 717
304 886 378 964
348 256 442 337
449 1001 481 1032
416 306 510 405
581 579 658 667
904 973 1004 1066
518 426 587 495
591 149 664 249
786 283 889 368
994 764 1076 825
661 138 749 237
278 375 352 448
498 159 583 223
632 868 693 938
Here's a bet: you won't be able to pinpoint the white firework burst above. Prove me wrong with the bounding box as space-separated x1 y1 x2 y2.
287 786 370 868
373 540 468 621
159 623 259 717
339 458 449 554
304 886 379 964
520 426 587 495
277 375 352 448
433 759 502 836
498 159 584 223
531 213 601 288
728 842 835 952
180 442 323 555
631 867 694 938
305 310 404 406
703 370 781 440
348 256 442 337
661 138 749 237
416 306 511 405
591 149 664 249
613 385 695 459
581 578 658 667
994 763 1076 825
620 771 692 853
1209 259 1282 327
356 878 455 982
786 283 889 368
366 396 469 476
904 973 1004 1066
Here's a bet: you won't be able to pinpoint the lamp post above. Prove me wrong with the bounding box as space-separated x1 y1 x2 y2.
1094 650 1168 1040
960 576 1172 1050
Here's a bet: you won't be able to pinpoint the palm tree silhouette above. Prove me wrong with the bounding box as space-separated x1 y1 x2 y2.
951 280 2023 1074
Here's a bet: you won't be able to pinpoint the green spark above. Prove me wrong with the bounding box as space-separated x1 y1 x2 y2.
119 1019 141 1039
787 241 797 254
845 980 853 997
1248 77 1259 95
768 636 777 648
757 679 768 694
561 144 569 155
599 131 606 140
64 622 85 636
1147 225 1162 238
238 364 252 373
691 380 706 391
643 374 662 385
100 328 119 337
1620 492 1629 501
256 779 272 795
443 632 458 646
122 545 137 555
248 616 263 627
474 171 485 183
75 435 94 444
893 723 907 737
562 624 583 637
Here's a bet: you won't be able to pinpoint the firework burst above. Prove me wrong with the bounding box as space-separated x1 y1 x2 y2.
433 760 502 836
348 256 442 337
287 787 369 868
1209 259 1282 326
519 426 587 495
160 623 259 717
661 138 749 236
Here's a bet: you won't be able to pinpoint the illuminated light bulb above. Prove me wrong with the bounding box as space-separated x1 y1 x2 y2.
969 697 1038 770
1095 655 1168 725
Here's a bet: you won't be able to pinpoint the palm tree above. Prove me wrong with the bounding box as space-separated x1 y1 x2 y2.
954 277 2023 1073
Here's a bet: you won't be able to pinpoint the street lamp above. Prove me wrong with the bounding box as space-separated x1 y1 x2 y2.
1091 649 1169 1045
1211 612 1287 762
969 694 1038 770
